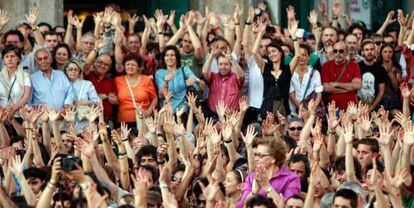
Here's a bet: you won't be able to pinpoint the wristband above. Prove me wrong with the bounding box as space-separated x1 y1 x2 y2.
224 139 232 143
118 152 127 156
245 21 252 25
121 138 129 142
332 16 339 20
158 32 163 35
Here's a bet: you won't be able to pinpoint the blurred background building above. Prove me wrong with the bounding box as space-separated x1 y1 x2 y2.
1 0 413 33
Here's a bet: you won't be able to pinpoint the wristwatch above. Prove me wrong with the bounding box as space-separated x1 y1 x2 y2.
265 187 273 194
80 182 91 190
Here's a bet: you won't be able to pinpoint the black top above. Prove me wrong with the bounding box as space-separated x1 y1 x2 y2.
357 61 388 105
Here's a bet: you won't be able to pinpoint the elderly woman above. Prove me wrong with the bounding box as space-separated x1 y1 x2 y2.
115 54 158 124
0 45 31 118
155 45 200 114
237 137 301 208
64 60 100 131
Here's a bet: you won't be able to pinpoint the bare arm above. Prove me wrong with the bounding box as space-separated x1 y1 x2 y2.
368 83 385 112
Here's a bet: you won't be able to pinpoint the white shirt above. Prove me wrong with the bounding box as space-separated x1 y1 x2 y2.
0 70 31 107
289 66 323 115
246 56 264 109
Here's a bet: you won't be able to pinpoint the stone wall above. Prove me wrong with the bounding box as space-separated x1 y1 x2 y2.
0 0 63 31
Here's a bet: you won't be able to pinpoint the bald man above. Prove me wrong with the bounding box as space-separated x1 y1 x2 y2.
321 41 362 109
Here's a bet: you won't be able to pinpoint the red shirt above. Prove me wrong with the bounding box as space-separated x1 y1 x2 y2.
85 71 117 119
206 72 244 113
321 60 361 109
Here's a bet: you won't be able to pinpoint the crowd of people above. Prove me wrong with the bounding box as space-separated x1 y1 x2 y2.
0 1 413 208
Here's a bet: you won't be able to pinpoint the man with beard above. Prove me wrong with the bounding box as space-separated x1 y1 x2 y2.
321 41 361 110
345 34 363 62
316 26 338 65
357 39 387 112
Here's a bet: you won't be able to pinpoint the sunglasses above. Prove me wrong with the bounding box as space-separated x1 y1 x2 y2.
332 49 345 54
288 126 303 131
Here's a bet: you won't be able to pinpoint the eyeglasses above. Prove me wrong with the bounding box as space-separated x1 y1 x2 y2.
332 49 345 54
171 176 183 183
288 126 303 131
66 67 79 72
374 41 383 46
97 60 111 67
254 152 272 159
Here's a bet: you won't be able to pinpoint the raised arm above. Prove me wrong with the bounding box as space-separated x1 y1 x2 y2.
288 19 300 74
341 123 358 182
250 23 266 73
0 10 9 33
166 14 186 46
241 125 257 173
331 2 341 29
377 11 396 35
26 8 44 46
187 11 204 61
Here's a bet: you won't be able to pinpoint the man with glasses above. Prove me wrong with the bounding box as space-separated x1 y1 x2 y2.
287 117 304 141
357 39 387 112
85 54 117 120
321 41 362 110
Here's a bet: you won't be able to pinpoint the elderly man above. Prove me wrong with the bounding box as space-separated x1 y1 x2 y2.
30 48 74 110
321 41 362 110
85 54 117 120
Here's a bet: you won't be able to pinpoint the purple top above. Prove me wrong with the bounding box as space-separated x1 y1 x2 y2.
236 166 301 208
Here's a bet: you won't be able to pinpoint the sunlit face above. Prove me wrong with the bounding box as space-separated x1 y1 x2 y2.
357 144 375 170
127 35 141 54
170 170 184 190
140 155 157 167
333 42 347 64
267 46 282 63
336 170 346 183
289 161 306 180
65 63 81 81
365 168 383 191
322 28 338 47
298 48 309 66
362 43 376 62
55 47 69 65
164 49 177 68
27 177 45 194
217 56 231 76
36 50 53 72
215 40 228 53
223 171 242 196
182 33 194 53
125 59 142 76
82 35 95 54
260 38 272 58
288 121 303 141
45 34 59 50
254 144 275 168
5 34 23 49
94 55 112 75
345 35 358 53
286 198 304 208
3 50 20 70
333 196 353 208
381 46 394 62
62 133 74 151
352 28 363 41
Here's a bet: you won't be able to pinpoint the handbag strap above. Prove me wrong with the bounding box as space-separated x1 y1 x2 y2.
302 68 315 100
334 60 349 82
78 81 86 101
125 77 138 110
7 76 17 102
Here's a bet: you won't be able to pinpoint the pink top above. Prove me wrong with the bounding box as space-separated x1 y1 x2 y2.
206 72 244 113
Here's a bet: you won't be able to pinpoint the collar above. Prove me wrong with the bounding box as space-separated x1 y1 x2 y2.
269 166 291 179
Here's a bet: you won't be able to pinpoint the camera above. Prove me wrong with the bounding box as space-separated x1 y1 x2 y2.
61 155 81 172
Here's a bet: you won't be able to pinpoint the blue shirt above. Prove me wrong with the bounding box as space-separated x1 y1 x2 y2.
155 67 197 113
72 79 100 102
30 69 75 110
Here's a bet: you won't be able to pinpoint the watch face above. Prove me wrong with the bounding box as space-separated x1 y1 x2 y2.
255 8 262 15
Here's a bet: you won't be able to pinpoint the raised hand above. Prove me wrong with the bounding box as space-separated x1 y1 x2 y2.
327 101 339 131
163 113 175 135
378 121 394 146
46 107 60 122
174 123 186 136
247 7 254 23
358 113 372 133
145 116 157 134
403 121 414 146
61 106 76 122
128 13 139 28
209 127 221 145
339 123 353 144
241 125 257 147
233 4 243 25
74 137 95 158
397 9 408 26
317 3 326 15
199 181 221 202
93 12 103 26
167 10 175 26
102 7 113 25
73 16 85 30
10 155 24 175
308 10 318 26
85 104 100 122
111 12 121 27
155 9 167 31
221 123 233 140
286 5 296 21
216 100 227 120
203 117 215 136
25 7 38 27
0 9 9 29
332 1 341 17
120 122 131 141
186 92 197 111
385 10 397 25
400 83 412 99
255 164 271 188
194 11 205 25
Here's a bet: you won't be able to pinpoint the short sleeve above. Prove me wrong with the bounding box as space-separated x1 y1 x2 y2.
313 71 324 93
143 76 157 100
23 72 31 87
377 66 388 84
320 62 330 83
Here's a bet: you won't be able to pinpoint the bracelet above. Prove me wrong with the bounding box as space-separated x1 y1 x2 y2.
332 16 339 20
118 152 127 156
158 32 163 35
235 23 240 26
292 38 298 42
157 159 166 164
93 48 98 53
121 138 129 142
80 182 91 190
245 22 252 25
224 139 232 143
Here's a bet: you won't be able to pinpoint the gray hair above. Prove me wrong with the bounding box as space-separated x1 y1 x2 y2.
287 115 304 126
338 182 367 203
320 192 334 208
34 47 52 59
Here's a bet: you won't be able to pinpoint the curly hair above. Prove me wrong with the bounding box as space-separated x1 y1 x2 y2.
255 137 287 166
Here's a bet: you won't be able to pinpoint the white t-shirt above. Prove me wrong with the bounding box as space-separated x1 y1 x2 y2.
289 66 323 115
0 70 31 107
246 56 264 109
